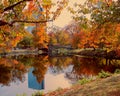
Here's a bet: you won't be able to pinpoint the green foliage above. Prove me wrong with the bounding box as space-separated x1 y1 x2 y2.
114 69 120 74
16 91 44 96
70 0 120 25
68 0 120 50
98 70 111 78
78 78 93 85
17 35 34 48
77 69 120 85
32 91 44 96
91 1 120 24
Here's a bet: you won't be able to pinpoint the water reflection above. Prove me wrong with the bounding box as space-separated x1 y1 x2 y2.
0 57 27 86
66 56 120 82
0 55 120 96
28 67 44 90
48 56 72 75
32 56 49 83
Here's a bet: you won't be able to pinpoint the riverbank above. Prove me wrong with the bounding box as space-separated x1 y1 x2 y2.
45 74 120 96
49 47 120 59
0 49 43 56
0 48 119 60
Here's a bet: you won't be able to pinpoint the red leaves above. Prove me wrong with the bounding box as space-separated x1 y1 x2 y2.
72 30 88 48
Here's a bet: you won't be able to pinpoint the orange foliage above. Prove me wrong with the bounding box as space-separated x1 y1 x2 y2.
75 23 120 49
72 30 88 48
33 24 49 48
0 0 69 52
0 24 24 52
71 22 120 50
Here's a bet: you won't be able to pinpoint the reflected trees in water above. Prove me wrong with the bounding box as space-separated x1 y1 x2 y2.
32 56 49 83
0 57 27 86
48 57 72 75
65 56 120 82
1 55 120 87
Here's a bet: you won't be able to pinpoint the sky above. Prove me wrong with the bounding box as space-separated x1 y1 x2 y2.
52 0 85 28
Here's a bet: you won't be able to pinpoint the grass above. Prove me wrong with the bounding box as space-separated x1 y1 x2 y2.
45 69 120 96
32 91 44 96
98 70 112 78
61 74 120 96
77 78 93 85
16 91 44 96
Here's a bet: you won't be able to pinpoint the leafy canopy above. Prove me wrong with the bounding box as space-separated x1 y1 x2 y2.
0 0 69 51
68 0 120 50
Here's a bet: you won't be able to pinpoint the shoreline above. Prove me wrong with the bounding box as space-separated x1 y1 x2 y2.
45 74 120 96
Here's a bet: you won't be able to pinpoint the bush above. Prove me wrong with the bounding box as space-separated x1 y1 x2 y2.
114 69 120 74
78 78 93 85
32 91 44 96
98 70 111 78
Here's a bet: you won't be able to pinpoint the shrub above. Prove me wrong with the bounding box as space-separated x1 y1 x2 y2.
114 69 120 74
32 91 44 96
78 78 93 85
98 70 111 78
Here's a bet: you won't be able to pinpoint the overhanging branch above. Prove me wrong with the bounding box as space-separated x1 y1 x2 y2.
0 20 12 26
3 0 32 12
12 19 53 23
0 19 53 26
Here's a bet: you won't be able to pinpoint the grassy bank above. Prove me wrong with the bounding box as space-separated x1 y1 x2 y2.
16 68 120 96
0 49 42 56
45 71 120 96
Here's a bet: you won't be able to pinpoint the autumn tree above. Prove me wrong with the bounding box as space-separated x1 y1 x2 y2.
85 0 120 50
48 25 61 45
0 0 69 52
48 26 71 46
63 21 81 37
51 30 70 45
32 23 49 49
17 33 34 49
48 31 57 45
0 0 29 52
68 0 120 50
72 31 86 48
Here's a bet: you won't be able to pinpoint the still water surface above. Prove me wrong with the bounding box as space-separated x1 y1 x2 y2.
0 55 120 96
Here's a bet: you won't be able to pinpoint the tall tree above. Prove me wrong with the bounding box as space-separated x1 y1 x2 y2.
0 0 69 52
68 0 120 50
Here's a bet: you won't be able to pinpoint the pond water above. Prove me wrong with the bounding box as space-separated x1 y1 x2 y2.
0 55 120 96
